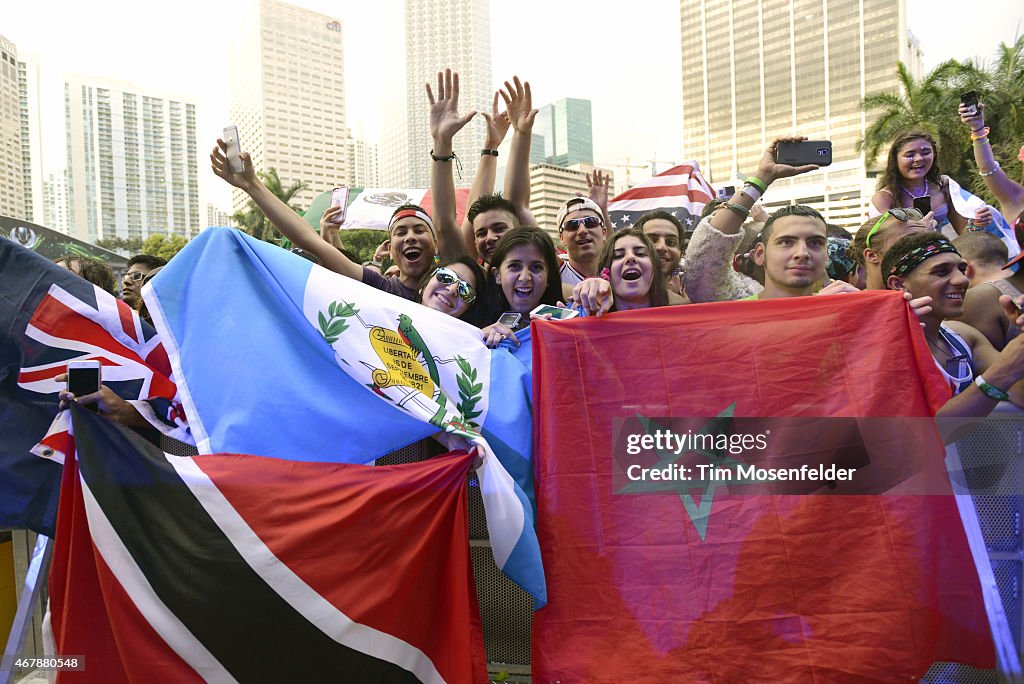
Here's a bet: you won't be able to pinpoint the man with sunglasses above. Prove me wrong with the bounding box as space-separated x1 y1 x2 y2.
858 208 932 291
883 232 1024 417
556 197 608 288
121 254 167 309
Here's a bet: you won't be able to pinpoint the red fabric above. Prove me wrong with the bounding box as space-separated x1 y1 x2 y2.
420 188 471 226
51 442 200 683
531 291 994 682
194 451 488 684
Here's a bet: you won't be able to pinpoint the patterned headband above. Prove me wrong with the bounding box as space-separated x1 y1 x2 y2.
889 238 960 277
388 209 435 237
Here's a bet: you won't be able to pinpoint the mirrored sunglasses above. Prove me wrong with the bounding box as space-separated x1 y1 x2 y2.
434 267 476 303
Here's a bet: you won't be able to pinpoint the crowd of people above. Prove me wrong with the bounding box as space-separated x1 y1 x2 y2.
55 68 1024 427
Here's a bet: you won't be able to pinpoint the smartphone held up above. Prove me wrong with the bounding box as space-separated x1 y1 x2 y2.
330 187 350 224
960 90 979 117
223 125 244 174
775 141 832 167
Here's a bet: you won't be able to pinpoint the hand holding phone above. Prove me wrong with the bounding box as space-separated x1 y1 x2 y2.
775 140 832 167
329 187 350 225
67 360 102 412
912 196 932 216
223 125 243 174
960 91 979 117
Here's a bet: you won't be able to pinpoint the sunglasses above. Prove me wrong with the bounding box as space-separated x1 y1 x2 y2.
865 208 924 249
433 267 476 303
122 270 146 283
560 216 603 233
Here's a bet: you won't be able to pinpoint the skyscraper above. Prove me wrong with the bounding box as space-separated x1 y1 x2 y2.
0 35 26 220
229 0 350 214
679 0 919 227
18 54 45 224
381 0 492 189
65 75 200 243
534 98 594 168
44 170 70 235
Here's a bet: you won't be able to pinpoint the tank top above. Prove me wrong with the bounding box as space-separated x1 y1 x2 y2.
933 325 975 395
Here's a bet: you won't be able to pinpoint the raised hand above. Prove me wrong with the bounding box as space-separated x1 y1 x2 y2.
500 76 538 134
959 101 986 132
481 90 511 150
210 138 257 190
755 136 819 185
972 205 994 228
426 68 477 145
586 170 611 209
320 206 345 250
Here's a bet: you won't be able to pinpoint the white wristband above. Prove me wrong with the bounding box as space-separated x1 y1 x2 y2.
742 184 763 201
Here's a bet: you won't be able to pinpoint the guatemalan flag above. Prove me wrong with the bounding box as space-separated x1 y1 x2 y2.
607 161 716 232
144 227 546 607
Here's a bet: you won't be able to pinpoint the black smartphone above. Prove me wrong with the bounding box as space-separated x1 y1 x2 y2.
775 141 832 167
912 196 932 216
67 360 101 412
960 91 979 116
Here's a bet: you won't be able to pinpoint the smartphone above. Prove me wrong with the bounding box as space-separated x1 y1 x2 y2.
330 187 350 224
67 360 101 412
498 312 523 328
717 185 736 199
960 90 979 116
912 196 932 216
775 141 832 167
223 125 243 173
531 304 580 320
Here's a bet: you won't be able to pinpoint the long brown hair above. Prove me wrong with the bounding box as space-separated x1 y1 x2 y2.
596 229 669 310
877 130 942 199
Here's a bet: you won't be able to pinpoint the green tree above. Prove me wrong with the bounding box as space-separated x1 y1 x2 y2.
339 229 389 264
141 234 190 261
858 60 967 182
96 236 144 254
232 168 307 244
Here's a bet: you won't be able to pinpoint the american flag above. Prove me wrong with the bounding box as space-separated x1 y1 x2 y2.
607 161 715 231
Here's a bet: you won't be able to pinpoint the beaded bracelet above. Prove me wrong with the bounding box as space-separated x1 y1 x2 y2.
979 161 1001 177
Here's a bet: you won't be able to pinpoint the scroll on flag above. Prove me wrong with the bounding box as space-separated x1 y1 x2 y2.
144 227 546 607
531 292 995 682
49 405 487 683
607 161 715 231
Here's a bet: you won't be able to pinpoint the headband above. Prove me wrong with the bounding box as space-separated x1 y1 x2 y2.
388 209 435 237
889 238 960 278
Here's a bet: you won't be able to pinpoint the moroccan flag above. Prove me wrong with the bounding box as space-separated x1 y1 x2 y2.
531 291 995 681
50 405 487 683
607 161 715 232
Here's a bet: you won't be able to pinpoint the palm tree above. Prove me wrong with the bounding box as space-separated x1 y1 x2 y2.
858 60 967 181
231 168 308 244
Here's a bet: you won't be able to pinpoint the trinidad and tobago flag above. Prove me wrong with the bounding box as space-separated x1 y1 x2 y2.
50 405 487 683
0 237 187 535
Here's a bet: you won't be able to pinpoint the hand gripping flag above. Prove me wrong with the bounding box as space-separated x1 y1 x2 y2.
0 238 187 535
607 161 716 232
49 405 487 683
945 175 1020 260
144 227 545 607
531 292 995 682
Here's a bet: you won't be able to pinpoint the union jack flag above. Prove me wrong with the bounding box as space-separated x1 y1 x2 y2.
0 237 189 534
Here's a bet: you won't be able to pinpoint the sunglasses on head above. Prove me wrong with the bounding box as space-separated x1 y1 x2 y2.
433 267 476 303
865 208 924 249
560 216 603 233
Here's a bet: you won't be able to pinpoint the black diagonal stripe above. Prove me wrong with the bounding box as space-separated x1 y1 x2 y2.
70 405 421 683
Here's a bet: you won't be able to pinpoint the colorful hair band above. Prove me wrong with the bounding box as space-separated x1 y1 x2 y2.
889 238 960 277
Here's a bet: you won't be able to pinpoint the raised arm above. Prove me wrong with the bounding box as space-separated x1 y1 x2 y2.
461 90 510 258
210 139 361 279
501 76 538 220
427 68 476 262
961 102 1024 221
586 170 612 226
320 206 346 252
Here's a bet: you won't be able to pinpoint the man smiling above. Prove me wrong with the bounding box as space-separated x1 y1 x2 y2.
556 197 607 287
883 232 1024 416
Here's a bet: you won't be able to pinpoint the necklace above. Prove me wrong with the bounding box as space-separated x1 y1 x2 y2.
902 179 929 199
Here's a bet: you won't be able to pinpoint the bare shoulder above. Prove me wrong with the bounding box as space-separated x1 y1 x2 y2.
944 320 986 347
959 281 1001 318
871 188 894 210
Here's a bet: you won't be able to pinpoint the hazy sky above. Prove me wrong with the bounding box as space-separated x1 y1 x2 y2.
4 0 1023 209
